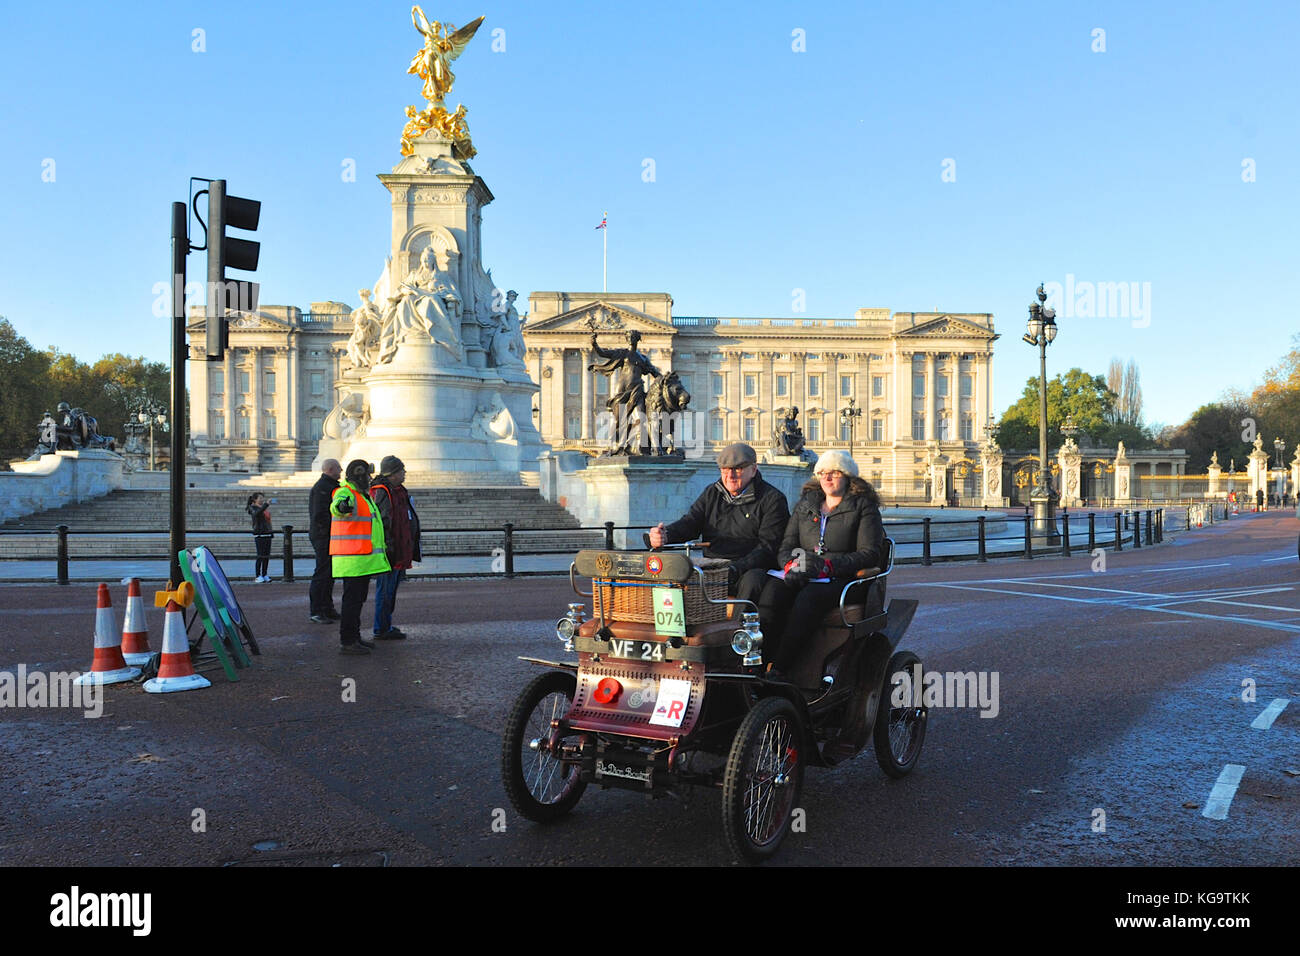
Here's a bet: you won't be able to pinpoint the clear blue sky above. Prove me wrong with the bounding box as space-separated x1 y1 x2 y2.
2 0 1296 429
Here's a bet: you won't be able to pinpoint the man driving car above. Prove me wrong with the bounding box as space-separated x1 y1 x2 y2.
647 442 790 608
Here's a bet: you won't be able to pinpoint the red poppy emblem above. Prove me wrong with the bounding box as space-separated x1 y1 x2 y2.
646 556 663 575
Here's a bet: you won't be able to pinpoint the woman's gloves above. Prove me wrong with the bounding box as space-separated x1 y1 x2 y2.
782 556 834 587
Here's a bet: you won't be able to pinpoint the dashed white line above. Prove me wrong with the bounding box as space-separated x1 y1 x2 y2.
1250 698 1290 730
1202 764 1246 820
1262 555 1296 563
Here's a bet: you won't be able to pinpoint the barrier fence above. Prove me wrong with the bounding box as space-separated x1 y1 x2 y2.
0 504 1225 584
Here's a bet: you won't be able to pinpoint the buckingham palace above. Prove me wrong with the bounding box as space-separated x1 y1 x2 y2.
187 292 997 498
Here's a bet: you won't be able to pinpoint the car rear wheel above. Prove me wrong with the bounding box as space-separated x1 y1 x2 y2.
501 670 587 822
722 696 804 863
874 650 927 778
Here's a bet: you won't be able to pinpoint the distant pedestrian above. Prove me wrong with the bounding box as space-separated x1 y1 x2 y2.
369 456 421 640
246 493 274 582
308 459 342 623
330 459 391 654
1256 487 1265 512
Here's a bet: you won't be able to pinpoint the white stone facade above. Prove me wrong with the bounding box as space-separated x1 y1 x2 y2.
523 297 998 501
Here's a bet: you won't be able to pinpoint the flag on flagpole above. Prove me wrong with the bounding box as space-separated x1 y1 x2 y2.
595 215 607 230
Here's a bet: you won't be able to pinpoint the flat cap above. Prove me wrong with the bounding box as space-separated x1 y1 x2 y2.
379 455 405 476
716 442 757 468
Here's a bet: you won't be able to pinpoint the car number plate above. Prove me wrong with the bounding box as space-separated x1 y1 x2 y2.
607 638 666 662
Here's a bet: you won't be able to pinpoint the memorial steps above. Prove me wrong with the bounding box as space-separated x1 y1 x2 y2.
0 485 597 561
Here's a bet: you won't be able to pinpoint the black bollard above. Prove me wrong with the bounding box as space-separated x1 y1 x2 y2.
281 525 294 582
604 521 615 551
977 515 987 563
922 517 932 566
1115 512 1123 551
1062 510 1071 555
56 524 69 586
1088 512 1096 552
503 522 515 579
1146 509 1153 541
1024 514 1033 559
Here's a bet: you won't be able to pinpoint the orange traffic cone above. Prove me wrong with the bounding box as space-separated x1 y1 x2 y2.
143 599 210 694
121 578 152 666
74 583 141 686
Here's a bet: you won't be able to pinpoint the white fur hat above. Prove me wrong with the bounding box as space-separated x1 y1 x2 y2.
813 449 859 477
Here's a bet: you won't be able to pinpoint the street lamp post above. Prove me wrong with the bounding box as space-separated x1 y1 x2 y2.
1275 438 1287 502
1022 283 1059 537
839 396 863 458
134 399 169 471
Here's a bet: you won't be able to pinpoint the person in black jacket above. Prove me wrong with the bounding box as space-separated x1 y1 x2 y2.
648 442 790 610
308 459 342 622
759 449 885 681
246 493 274 583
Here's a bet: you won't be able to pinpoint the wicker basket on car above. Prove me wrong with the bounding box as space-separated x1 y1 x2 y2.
594 559 731 625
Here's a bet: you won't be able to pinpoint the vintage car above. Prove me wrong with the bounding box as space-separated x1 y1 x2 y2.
500 538 926 863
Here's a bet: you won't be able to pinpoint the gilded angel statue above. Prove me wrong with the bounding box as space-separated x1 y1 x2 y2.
408 7 486 107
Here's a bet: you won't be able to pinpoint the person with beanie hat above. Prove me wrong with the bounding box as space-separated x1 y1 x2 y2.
330 458 391 654
758 449 885 683
369 455 421 640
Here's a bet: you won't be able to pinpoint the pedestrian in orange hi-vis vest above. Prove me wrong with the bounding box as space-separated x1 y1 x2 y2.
330 459 391 654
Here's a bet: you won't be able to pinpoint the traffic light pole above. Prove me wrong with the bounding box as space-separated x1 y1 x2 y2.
169 201 188 585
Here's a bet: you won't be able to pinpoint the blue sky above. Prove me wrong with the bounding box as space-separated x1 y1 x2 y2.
1 0 1296 429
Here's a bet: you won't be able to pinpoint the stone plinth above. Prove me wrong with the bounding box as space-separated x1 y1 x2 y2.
2 449 124 523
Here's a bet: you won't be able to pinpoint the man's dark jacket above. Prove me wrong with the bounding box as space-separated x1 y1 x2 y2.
309 473 339 546
662 473 790 575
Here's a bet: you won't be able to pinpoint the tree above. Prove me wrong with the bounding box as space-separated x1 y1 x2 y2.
995 368 1126 449
0 318 50 464
1105 357 1143 426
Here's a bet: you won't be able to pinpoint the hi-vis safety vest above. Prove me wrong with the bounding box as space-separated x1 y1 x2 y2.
329 482 391 578
331 490 375 555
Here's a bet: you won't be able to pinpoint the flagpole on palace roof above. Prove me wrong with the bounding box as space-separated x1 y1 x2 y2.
602 210 607 292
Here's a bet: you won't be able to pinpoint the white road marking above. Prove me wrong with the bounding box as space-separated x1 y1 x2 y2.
1202 764 1246 820
1204 599 1300 613
1263 555 1297 563
1251 699 1290 730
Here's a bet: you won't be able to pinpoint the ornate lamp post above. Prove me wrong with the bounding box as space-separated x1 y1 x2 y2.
1022 283 1059 536
134 399 169 471
1274 437 1286 469
839 396 863 458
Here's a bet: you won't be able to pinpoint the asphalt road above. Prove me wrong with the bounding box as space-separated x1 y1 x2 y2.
1 511 1296 867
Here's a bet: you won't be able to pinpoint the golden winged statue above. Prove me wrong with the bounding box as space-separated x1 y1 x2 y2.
408 8 485 108
400 8 485 158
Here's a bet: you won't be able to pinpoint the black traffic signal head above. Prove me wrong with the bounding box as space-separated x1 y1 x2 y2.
206 179 261 361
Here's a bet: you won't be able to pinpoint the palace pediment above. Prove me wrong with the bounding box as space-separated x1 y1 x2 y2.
525 300 676 336
896 315 997 340
185 311 296 333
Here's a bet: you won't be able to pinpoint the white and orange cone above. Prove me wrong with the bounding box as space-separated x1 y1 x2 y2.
120 578 152 666
74 583 141 686
143 599 210 694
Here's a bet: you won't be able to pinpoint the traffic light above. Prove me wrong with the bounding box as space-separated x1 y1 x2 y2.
205 179 261 361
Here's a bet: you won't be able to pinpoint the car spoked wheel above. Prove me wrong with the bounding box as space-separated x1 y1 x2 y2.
873 650 927 778
722 696 804 863
501 670 587 822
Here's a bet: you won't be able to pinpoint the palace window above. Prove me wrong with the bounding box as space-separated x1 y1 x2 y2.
808 375 821 398
265 412 277 440
712 373 724 396
264 371 276 395
840 374 853 397
564 409 580 439
210 412 225 440
871 418 884 442
913 373 924 398
239 371 250 395
566 372 580 395
595 374 608 397
872 375 884 398
237 411 250 440
743 417 756 442
310 371 324 396
839 420 851 442
744 373 757 398
912 416 925 440
308 416 323 441
776 374 789 397
960 373 973 398
711 415 724 442
807 417 820 441
937 417 950 440
212 375 224 396
935 375 948 398
961 416 973 441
